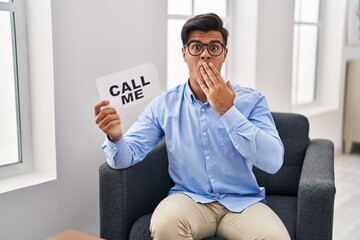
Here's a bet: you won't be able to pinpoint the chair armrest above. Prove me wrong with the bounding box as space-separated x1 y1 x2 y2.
297 139 336 240
99 140 173 240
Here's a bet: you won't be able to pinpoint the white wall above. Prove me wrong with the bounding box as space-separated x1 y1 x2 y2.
0 0 167 239
228 0 258 89
255 0 294 112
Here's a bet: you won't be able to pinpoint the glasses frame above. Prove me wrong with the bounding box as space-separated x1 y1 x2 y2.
184 40 226 57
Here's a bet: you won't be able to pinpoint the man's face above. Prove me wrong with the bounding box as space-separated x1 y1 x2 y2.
182 30 228 83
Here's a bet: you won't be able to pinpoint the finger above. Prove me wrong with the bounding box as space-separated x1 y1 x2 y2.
226 81 233 92
197 78 209 94
203 63 220 85
94 100 110 117
103 119 121 133
200 66 214 87
226 81 236 100
207 63 223 84
98 112 120 130
95 107 117 125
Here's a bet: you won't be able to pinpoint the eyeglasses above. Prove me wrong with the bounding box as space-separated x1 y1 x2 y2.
184 40 226 57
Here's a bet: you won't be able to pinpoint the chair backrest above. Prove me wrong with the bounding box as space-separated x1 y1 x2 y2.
253 112 310 196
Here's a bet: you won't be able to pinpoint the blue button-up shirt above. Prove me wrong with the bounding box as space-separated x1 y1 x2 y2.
102 82 284 212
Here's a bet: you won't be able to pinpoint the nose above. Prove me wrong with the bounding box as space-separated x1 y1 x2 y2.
200 45 211 59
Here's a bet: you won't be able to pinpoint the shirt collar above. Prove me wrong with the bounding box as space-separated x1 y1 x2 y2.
185 80 196 104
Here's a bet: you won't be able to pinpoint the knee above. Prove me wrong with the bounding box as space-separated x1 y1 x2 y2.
150 213 192 239
150 202 192 239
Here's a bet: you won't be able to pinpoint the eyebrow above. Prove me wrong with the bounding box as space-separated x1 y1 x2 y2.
187 40 223 44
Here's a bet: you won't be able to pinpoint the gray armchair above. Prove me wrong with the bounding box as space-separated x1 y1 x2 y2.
99 112 335 240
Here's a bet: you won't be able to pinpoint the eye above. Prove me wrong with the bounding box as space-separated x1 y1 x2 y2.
209 43 220 51
191 43 202 51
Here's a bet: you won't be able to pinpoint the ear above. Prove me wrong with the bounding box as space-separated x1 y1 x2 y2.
223 48 228 62
182 47 187 62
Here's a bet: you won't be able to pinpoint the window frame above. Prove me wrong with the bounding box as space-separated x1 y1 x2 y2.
0 0 56 194
0 0 33 179
291 0 322 106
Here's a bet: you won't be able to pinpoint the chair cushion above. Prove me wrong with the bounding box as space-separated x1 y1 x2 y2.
129 195 297 240
129 214 152 240
266 195 297 239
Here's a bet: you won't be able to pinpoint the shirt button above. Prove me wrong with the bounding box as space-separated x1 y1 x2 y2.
203 132 207 136
206 156 210 160
211 179 214 183
201 108 205 112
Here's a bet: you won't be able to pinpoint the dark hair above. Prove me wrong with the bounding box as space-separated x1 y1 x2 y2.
181 13 229 46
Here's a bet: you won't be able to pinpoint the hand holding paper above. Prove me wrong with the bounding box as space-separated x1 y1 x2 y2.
94 62 161 142
94 100 122 142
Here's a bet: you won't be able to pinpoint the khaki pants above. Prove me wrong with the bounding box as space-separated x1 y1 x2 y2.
150 193 290 240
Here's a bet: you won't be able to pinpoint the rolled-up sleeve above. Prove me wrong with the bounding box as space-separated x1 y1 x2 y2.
102 135 132 169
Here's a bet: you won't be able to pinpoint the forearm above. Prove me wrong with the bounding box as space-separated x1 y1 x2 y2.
221 106 284 174
102 136 133 169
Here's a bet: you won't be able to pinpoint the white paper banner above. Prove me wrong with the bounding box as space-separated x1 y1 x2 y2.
95 62 161 109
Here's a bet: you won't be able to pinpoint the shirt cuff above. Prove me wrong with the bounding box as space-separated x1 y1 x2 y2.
220 106 247 132
102 135 128 168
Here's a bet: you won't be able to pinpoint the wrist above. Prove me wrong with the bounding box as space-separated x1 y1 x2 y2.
108 134 122 142
218 104 233 116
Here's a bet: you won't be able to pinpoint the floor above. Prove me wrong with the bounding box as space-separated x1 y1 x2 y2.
333 145 360 240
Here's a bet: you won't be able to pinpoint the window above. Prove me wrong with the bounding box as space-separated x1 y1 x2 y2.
0 0 32 178
292 0 321 105
0 0 56 193
167 0 229 89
